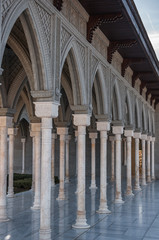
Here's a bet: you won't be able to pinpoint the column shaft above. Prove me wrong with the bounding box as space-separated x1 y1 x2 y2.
97 131 110 213
51 134 56 187
151 138 155 180
126 136 133 195
40 118 52 237
111 140 115 181
0 126 9 221
115 134 123 203
21 139 26 174
89 132 97 189
147 139 151 182
8 130 15 198
134 138 141 190
65 135 71 183
32 131 41 209
141 139 146 185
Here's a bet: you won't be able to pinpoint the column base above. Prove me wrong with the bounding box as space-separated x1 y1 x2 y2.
31 205 40 210
89 184 97 190
56 193 67 201
51 181 55 187
7 193 14 198
147 177 151 183
125 191 134 197
96 207 111 214
141 181 147 186
114 198 124 204
65 178 69 183
134 185 141 191
151 177 155 181
39 229 51 240
72 219 90 229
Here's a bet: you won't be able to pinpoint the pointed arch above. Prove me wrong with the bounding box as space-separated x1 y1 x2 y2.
142 104 147 132
148 109 152 134
92 63 108 115
60 39 87 105
125 90 133 126
134 98 141 130
112 80 122 121
1 0 51 90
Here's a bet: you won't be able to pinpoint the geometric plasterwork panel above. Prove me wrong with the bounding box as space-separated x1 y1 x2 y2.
76 41 85 70
91 55 98 82
36 3 51 50
61 27 71 55
2 0 15 23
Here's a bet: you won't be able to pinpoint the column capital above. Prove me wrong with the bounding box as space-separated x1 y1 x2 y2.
124 129 133 137
8 127 17 136
141 134 147 140
57 127 68 136
147 135 152 141
133 132 141 139
66 135 71 141
73 114 90 127
96 121 110 131
52 133 57 139
34 101 59 118
0 116 13 127
21 138 26 143
152 137 155 142
0 68 3 75
89 132 98 139
112 126 123 135
30 123 41 132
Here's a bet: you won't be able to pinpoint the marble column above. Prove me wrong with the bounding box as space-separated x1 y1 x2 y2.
134 132 141 191
57 127 68 200
31 123 41 210
112 126 124 204
151 137 155 180
141 134 147 186
65 135 71 183
147 135 152 183
96 121 111 213
109 136 115 182
21 138 26 174
7 128 17 198
51 133 57 187
75 130 78 193
123 138 127 166
72 114 90 229
34 101 59 240
124 129 134 196
30 131 35 191
89 132 98 189
0 116 12 221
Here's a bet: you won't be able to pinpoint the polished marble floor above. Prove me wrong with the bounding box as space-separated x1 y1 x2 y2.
2 177 159 240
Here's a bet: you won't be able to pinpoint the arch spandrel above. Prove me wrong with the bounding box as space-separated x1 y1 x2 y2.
111 79 123 122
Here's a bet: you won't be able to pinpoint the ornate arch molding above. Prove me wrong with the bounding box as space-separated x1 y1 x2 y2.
111 80 123 121
92 63 109 115
60 39 87 106
134 98 141 130
1 0 52 90
7 34 33 89
125 90 133 126
147 109 152 134
142 104 148 132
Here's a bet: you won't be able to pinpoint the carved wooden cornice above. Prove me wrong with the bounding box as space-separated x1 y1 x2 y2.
87 13 123 43
53 0 63 11
107 40 137 64
121 58 145 77
132 71 152 88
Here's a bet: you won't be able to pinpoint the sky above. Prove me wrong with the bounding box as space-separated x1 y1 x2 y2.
134 0 159 59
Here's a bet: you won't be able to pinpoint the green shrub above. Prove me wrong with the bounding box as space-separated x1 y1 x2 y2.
54 176 59 184
13 173 32 180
